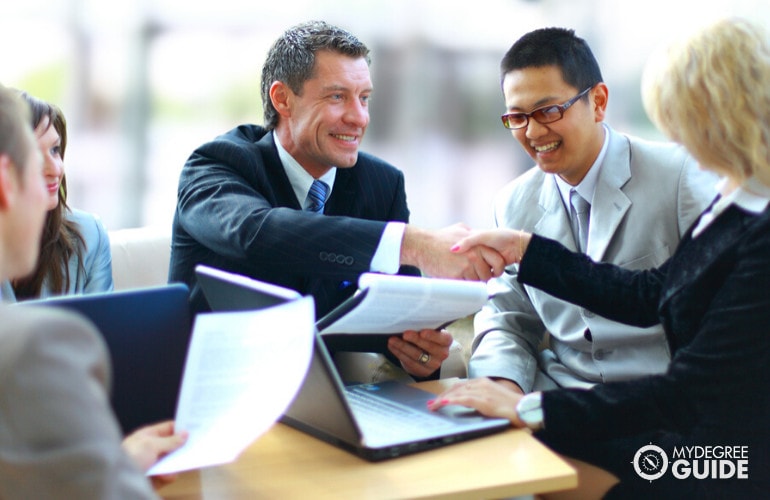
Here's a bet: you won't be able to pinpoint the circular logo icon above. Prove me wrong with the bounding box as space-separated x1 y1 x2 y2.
633 444 668 481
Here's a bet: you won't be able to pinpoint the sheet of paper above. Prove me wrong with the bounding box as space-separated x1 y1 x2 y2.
320 273 489 334
147 297 315 475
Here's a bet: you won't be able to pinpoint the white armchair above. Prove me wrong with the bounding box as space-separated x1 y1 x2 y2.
108 226 172 290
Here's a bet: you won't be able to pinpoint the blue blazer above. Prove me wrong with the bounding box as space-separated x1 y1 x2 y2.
169 125 418 317
520 202 770 496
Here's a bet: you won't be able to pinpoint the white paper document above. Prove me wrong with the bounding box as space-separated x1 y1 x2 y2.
318 273 489 335
147 297 315 475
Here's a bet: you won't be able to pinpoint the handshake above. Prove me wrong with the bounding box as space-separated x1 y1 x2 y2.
400 223 529 282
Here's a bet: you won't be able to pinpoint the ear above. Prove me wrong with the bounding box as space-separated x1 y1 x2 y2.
591 82 609 122
0 155 16 210
269 81 293 119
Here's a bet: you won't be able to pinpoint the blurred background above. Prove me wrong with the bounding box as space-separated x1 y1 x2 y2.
1 0 768 231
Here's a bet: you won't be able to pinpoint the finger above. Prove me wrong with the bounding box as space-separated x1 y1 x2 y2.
470 249 493 281
449 235 480 254
144 420 176 437
403 329 453 350
478 246 506 277
389 338 440 377
407 334 451 364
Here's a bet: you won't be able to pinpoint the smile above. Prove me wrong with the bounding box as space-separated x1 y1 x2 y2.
332 134 356 142
533 141 560 153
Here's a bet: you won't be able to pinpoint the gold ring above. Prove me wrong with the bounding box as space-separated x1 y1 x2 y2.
418 352 431 364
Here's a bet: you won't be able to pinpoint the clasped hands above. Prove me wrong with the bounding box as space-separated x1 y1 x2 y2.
389 227 526 378
405 224 525 282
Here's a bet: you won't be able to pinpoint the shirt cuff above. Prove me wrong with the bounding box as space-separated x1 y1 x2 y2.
370 222 406 274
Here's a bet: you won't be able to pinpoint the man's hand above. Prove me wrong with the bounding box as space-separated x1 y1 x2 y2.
401 224 506 281
122 420 188 488
388 329 453 378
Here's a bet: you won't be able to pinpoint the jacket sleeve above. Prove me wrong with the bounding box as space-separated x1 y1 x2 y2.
176 138 387 279
81 212 114 293
0 307 157 499
519 234 666 328
532 225 770 441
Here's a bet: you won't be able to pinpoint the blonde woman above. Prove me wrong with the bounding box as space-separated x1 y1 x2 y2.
433 18 770 498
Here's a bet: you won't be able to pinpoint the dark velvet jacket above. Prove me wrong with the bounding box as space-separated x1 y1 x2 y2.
519 201 770 496
169 125 418 317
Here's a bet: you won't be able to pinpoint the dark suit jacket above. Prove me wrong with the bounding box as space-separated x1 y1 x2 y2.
518 202 770 496
0 305 156 499
169 124 418 318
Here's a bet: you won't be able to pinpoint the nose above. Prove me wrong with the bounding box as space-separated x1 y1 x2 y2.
524 118 548 140
42 153 63 180
344 100 369 128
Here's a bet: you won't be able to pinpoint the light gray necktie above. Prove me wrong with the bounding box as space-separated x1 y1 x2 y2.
307 179 329 213
570 190 590 252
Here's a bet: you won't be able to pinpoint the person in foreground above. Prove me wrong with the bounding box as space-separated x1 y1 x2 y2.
0 85 186 498
430 18 770 498
469 27 715 394
1 92 113 301
169 20 504 379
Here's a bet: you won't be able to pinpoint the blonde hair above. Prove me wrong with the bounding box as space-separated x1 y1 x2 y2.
642 18 770 186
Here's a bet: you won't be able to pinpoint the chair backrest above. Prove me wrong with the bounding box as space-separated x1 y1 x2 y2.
109 226 171 290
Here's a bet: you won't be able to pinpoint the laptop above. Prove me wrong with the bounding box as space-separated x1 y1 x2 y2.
195 265 511 460
19 284 192 435
195 264 301 312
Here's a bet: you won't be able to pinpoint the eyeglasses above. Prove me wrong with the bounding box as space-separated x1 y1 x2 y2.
500 86 593 130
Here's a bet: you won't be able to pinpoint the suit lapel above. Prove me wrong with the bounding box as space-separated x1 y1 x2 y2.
534 176 577 250
258 132 303 210
587 131 632 261
325 167 356 215
533 129 632 257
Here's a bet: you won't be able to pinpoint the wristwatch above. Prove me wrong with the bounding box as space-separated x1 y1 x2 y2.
516 392 544 430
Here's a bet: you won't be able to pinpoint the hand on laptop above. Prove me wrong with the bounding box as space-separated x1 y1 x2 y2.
427 377 524 426
122 420 188 488
387 329 453 378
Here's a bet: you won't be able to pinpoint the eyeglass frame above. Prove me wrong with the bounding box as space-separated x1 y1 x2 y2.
500 85 594 130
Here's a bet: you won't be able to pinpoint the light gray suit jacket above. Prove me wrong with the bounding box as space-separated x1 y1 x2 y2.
0 305 157 499
469 127 717 391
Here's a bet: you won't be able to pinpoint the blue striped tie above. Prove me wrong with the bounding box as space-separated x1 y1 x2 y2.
307 179 329 213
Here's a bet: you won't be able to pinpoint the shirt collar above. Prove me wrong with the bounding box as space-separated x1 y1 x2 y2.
273 131 336 208
691 175 770 237
714 176 770 215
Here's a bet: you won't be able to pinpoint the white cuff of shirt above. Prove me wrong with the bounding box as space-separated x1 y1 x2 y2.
370 222 406 274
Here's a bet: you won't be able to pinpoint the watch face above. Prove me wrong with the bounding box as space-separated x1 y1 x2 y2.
632 444 668 481
517 394 543 428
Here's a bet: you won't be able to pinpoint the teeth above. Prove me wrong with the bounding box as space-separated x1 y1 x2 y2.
334 134 355 141
534 141 560 153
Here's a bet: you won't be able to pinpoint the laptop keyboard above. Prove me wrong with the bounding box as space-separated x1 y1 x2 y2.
344 385 455 437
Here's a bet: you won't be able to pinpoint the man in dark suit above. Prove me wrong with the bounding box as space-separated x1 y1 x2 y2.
169 21 502 379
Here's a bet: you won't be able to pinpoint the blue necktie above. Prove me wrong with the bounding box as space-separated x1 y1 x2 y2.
570 190 590 252
307 179 329 213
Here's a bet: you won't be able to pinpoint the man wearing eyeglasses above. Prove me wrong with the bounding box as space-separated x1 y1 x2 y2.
468 27 716 398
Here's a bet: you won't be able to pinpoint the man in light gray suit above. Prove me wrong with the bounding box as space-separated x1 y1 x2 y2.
468 28 716 394
0 85 185 498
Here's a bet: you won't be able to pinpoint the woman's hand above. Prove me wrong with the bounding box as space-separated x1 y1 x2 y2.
427 377 528 427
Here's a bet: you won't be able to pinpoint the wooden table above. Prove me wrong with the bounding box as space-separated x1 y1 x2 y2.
159 380 576 499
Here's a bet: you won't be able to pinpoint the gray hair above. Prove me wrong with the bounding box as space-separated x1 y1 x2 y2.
260 20 370 130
